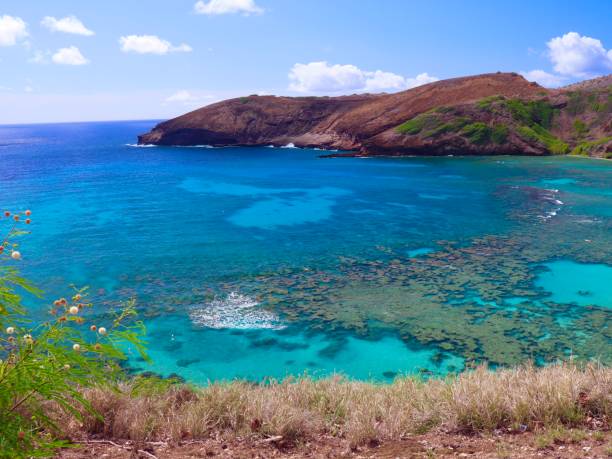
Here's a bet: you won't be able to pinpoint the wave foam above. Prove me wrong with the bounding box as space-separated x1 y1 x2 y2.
189 292 284 329
125 143 157 148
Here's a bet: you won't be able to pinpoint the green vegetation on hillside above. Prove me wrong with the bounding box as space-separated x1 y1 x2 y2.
573 119 589 138
393 91 611 156
517 124 569 154
477 95 506 110
461 122 492 144
571 136 612 158
503 98 568 154
395 112 441 135
491 124 509 144
426 116 470 137
503 98 555 129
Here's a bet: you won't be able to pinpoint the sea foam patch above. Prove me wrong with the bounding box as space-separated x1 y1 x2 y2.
125 143 157 148
189 292 284 329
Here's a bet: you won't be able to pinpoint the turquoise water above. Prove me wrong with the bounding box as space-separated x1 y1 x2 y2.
536 260 612 308
0 121 610 383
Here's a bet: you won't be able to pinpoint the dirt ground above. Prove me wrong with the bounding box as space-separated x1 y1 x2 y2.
57 430 611 458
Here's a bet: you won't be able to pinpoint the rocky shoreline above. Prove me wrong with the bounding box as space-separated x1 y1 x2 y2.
139 73 612 159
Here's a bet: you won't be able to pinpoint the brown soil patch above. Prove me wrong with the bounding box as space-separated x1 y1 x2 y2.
57 430 611 458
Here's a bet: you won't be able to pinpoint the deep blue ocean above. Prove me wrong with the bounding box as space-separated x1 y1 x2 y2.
1 120 610 383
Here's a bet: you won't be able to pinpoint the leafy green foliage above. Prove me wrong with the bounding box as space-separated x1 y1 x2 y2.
570 136 612 156
0 210 148 458
396 113 442 135
424 117 471 138
491 124 509 144
502 98 571 154
565 91 588 116
517 125 569 154
504 99 554 129
477 95 505 110
573 119 588 138
461 122 492 145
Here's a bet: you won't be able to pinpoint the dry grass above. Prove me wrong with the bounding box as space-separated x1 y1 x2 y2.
56 362 610 448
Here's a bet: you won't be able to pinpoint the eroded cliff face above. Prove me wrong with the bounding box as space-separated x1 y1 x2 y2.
138 73 612 158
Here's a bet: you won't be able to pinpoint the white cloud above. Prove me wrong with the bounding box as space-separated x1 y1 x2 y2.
404 72 440 89
166 90 196 103
119 35 192 55
288 61 438 94
547 32 612 77
0 15 28 47
52 46 89 65
165 90 215 107
41 16 94 36
520 69 566 88
194 0 264 15
363 70 407 92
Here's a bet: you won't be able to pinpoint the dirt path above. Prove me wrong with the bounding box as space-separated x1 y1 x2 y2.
58 430 611 458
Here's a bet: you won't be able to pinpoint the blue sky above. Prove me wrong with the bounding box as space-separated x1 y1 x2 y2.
1 0 611 123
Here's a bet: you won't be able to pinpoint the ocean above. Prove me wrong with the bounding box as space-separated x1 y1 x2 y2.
1 120 610 383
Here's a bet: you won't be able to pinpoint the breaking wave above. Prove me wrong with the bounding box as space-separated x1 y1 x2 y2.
125 143 157 148
189 292 284 330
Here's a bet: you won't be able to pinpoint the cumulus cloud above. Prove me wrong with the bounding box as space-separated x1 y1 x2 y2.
119 35 192 55
52 46 89 65
404 73 440 89
41 16 94 36
522 32 612 88
520 69 566 88
288 61 438 94
194 0 264 15
547 32 612 77
0 15 28 47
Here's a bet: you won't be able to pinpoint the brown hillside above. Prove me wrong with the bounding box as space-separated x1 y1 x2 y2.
139 72 611 158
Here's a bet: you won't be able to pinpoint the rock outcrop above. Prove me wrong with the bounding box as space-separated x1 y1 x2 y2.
139 73 612 158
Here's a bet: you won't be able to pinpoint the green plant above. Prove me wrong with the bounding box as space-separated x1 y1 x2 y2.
570 136 612 156
573 119 589 138
517 125 569 154
566 91 588 115
425 117 471 138
491 124 509 144
0 209 148 458
461 122 492 144
477 95 505 110
396 113 442 135
504 99 554 128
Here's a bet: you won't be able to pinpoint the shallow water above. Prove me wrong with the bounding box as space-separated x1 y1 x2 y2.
0 121 610 383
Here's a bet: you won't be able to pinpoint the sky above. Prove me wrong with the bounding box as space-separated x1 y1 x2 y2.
0 0 611 124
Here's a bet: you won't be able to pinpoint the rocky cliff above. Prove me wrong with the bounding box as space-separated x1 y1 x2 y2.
139 73 612 158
